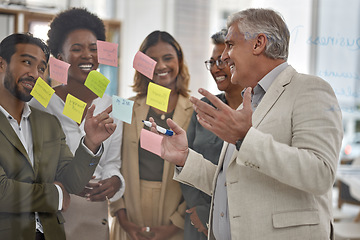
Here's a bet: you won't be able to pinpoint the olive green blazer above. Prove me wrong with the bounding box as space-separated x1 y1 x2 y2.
0 106 101 240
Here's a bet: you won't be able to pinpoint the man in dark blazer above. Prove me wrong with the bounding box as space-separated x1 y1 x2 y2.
0 33 116 240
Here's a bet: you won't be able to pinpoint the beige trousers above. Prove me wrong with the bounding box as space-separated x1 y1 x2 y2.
110 180 162 240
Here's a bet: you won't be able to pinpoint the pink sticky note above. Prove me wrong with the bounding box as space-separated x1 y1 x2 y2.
97 40 118 67
49 57 70 84
133 51 157 80
140 128 163 156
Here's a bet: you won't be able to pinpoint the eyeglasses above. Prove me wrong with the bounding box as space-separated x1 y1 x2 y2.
204 59 226 70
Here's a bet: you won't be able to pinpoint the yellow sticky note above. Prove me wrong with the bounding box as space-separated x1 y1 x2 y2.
146 82 171 112
30 77 55 108
63 94 86 124
84 70 110 98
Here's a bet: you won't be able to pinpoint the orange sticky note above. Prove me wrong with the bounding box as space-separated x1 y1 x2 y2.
63 94 87 124
133 51 157 80
146 82 171 112
49 57 70 84
30 77 55 108
84 70 110 98
97 40 118 67
140 128 163 156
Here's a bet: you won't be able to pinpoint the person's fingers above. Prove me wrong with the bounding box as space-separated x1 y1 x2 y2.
104 105 112 114
190 95 218 115
85 104 95 120
197 88 225 110
105 123 117 134
166 118 185 135
186 207 195 213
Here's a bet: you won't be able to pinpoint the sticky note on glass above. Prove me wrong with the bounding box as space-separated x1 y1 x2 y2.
133 51 157 80
63 94 87 124
97 40 118 67
49 57 70 84
140 128 163 156
146 82 171 112
112 96 134 124
30 77 55 108
84 70 110 98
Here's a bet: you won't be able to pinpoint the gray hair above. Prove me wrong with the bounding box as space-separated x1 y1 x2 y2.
227 8 290 61
211 29 227 45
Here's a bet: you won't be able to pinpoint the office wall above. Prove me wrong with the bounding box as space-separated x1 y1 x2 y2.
117 0 211 99
117 0 170 99
0 13 14 39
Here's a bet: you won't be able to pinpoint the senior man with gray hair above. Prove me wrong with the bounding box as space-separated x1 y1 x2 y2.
148 8 343 240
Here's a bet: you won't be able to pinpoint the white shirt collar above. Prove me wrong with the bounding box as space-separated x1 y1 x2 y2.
0 102 32 120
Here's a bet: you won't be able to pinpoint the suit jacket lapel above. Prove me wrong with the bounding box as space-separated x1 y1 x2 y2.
133 96 149 142
212 142 229 188
29 107 43 177
0 110 33 168
252 66 294 128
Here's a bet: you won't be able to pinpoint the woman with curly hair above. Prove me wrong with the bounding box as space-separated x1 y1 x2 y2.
109 31 193 240
30 8 124 240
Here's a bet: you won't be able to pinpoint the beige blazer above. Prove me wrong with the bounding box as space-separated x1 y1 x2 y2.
110 94 193 240
175 66 343 240
0 107 101 240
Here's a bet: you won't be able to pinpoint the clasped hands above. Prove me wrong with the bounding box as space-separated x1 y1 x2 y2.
148 87 253 167
78 175 122 201
55 175 121 212
187 206 208 237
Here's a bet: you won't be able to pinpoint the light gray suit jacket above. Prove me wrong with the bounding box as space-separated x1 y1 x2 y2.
175 66 343 240
0 107 101 240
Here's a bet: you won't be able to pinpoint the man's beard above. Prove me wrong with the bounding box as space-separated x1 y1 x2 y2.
4 69 34 102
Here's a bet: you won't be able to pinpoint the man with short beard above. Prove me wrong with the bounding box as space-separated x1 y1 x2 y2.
0 33 117 240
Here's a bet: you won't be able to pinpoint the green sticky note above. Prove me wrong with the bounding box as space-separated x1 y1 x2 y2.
30 77 55 108
63 94 87 124
84 70 110 98
146 82 171 112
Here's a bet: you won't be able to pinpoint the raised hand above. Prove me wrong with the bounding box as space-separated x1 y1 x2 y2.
190 87 253 144
148 117 189 167
83 105 117 153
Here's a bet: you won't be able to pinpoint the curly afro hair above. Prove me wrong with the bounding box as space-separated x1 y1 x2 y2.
47 7 106 57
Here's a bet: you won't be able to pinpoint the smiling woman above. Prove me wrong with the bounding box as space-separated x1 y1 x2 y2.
109 31 193 240
29 7 125 240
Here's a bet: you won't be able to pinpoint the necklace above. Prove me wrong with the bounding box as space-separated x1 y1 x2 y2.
161 114 166 120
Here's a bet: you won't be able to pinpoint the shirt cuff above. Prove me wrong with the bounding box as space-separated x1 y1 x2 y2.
54 184 63 211
108 174 126 202
80 137 103 157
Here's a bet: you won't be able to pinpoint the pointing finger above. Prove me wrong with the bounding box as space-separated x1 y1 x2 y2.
85 104 95 120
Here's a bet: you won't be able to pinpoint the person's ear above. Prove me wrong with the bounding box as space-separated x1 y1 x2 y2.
253 33 267 55
0 57 7 73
